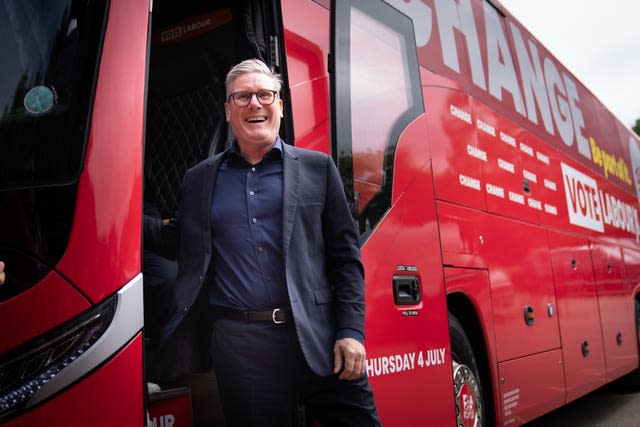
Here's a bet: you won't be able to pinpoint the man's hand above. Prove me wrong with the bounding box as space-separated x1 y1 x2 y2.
0 261 5 285
333 337 366 381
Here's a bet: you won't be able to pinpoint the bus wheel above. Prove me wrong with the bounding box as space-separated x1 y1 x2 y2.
450 313 484 427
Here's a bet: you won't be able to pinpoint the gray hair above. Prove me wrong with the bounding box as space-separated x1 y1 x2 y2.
225 58 282 99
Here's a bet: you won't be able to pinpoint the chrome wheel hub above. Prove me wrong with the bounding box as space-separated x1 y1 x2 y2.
453 360 482 427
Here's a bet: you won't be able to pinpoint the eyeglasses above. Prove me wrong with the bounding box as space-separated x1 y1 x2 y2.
228 90 278 107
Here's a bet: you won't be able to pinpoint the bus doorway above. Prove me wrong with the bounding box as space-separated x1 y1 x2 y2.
143 1 285 426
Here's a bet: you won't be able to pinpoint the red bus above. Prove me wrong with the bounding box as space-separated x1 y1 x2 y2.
1 0 638 426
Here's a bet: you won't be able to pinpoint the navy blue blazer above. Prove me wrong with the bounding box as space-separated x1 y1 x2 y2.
144 142 365 376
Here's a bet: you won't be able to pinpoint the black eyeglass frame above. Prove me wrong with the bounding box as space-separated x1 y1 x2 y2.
227 90 279 107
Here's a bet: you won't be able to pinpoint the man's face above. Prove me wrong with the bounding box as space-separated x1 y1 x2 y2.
225 72 283 153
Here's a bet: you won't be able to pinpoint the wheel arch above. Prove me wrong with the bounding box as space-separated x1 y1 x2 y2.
447 291 496 427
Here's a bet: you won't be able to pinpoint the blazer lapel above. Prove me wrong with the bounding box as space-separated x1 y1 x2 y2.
282 143 300 258
201 152 226 240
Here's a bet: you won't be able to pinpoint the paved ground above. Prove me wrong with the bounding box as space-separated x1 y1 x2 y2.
522 374 640 427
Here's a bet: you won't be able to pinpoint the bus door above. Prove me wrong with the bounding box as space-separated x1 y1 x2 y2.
143 1 287 425
331 0 455 424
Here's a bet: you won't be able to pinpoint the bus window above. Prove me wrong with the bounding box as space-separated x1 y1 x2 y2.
331 0 423 239
0 0 107 189
0 0 108 301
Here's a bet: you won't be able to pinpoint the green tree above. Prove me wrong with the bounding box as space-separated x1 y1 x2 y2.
633 118 640 137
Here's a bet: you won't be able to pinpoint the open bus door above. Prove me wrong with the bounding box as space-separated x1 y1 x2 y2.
330 0 458 424
143 1 290 425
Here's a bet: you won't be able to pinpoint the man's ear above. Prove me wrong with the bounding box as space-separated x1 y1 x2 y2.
224 103 230 121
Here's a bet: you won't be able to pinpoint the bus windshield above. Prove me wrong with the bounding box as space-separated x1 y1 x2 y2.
0 0 107 190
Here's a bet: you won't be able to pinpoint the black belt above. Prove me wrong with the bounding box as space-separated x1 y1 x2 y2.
214 307 292 324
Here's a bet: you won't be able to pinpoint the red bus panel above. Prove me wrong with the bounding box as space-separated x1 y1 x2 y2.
591 242 639 381
547 231 606 402
498 349 565 425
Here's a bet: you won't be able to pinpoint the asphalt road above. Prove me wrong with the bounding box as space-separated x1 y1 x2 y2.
522 375 640 427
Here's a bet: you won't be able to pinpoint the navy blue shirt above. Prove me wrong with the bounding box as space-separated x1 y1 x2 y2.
208 138 287 310
207 138 363 343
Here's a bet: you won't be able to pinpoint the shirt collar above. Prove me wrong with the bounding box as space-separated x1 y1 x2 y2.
228 136 283 162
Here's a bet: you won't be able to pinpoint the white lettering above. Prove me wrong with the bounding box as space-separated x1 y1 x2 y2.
523 169 537 183
160 27 183 43
544 179 557 191
486 183 505 198
508 191 525 205
545 58 574 147
528 197 542 210
434 0 486 89
500 131 516 147
504 395 519 405
504 401 519 411
536 151 550 164
563 74 590 159
467 144 488 161
184 18 211 33
503 388 520 399
477 119 496 136
393 0 594 163
498 158 515 173
561 162 604 232
427 349 438 366
483 2 525 115
509 23 555 135
544 204 558 215
460 174 481 190
366 350 446 378
519 142 534 157
451 104 472 124
149 415 175 427
599 190 640 240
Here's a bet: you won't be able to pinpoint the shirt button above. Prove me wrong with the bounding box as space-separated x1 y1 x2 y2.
251 167 256 172
249 190 255 196
257 246 263 252
266 275 272 281
252 218 257 223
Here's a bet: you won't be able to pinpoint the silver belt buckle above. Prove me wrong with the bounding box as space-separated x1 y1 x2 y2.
272 308 285 324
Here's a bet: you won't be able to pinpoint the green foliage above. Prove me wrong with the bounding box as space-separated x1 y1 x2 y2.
633 118 640 137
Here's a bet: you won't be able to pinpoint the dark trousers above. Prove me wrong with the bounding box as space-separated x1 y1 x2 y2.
211 318 381 427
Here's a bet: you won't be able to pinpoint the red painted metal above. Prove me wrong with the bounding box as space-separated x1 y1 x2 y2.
0 271 90 353
497 349 565 425
55 0 147 303
359 125 454 426
148 388 193 427
2 0 147 425
282 1 330 154
428 87 487 211
590 242 638 382
547 231 606 402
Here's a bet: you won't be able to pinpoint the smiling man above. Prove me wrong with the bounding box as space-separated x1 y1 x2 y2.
144 59 380 426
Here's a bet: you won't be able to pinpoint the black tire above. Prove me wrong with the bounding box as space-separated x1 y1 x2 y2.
450 313 484 427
